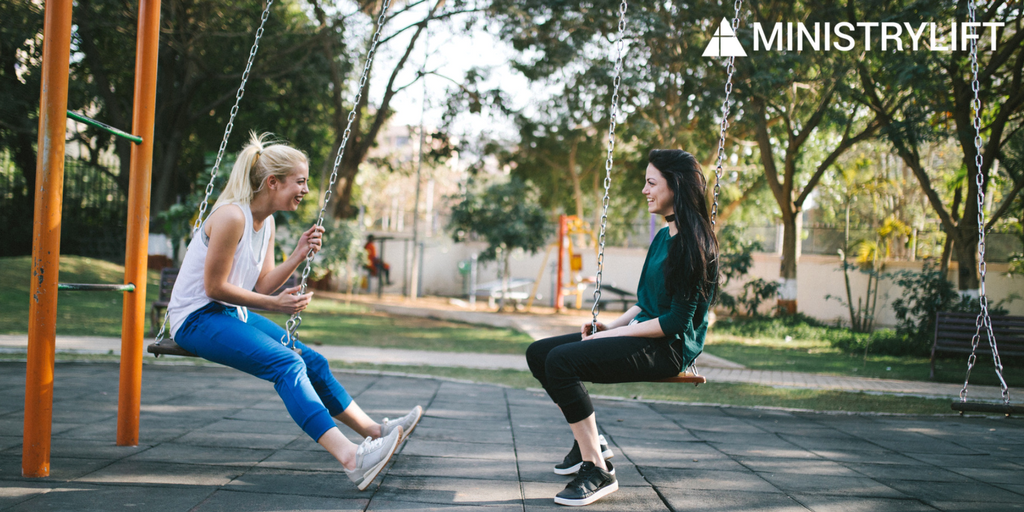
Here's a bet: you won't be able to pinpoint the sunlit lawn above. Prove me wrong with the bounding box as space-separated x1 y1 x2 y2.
704 332 1023 388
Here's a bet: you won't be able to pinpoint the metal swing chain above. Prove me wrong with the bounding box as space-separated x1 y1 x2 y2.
282 0 393 348
711 0 744 229
960 0 1010 405
153 0 275 345
589 0 629 332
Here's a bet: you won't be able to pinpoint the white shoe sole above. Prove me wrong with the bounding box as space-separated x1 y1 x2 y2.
552 449 615 475
400 406 423 443
554 480 619 506
353 435 400 491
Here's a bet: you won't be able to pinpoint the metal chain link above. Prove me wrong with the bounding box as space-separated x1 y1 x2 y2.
711 0 744 229
960 0 1010 405
153 0 275 346
283 0 393 348
589 0 629 332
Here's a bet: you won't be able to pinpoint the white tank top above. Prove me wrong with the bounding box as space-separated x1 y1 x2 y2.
168 203 273 338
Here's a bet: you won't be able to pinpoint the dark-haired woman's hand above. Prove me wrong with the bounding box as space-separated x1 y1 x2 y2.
581 321 609 337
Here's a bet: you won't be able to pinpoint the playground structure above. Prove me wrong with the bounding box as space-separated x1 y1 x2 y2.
24 0 161 477
21 0 1018 483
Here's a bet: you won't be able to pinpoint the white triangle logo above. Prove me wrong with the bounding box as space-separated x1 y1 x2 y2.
703 18 747 58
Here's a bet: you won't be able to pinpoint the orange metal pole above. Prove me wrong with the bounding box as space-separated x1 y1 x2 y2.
117 0 162 446
555 215 567 312
23 0 74 478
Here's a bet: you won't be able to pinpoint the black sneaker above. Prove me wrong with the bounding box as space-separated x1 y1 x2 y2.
553 435 614 475
554 461 618 506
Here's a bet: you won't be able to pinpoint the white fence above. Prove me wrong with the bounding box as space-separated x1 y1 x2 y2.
375 236 1024 327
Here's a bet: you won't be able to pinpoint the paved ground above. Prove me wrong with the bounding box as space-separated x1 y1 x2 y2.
3 362 1023 511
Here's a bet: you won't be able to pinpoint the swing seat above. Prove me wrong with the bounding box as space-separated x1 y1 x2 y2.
655 371 706 385
951 401 1024 417
147 339 197 358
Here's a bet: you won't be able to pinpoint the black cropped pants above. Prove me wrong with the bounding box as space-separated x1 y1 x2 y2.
525 332 684 424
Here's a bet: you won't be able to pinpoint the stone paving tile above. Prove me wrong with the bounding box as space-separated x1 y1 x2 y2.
640 466 781 492
522 481 671 512
77 459 245 486
129 442 272 467
254 448 346 473
885 479 1024 503
710 442 820 459
658 488 812 512
792 494 939 511
0 481 54 510
226 467 370 498
928 502 1024 511
400 439 516 461
756 472 908 498
368 498 523 511
374 475 522 507
842 462 972 483
388 454 519 481
945 465 1024 484
0 454 111 482
192 489 369 512
413 425 513 445
1 437 150 461
173 430 301 451
1 483 214 512
737 457 862 476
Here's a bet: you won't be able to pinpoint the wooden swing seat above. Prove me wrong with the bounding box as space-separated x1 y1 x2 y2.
655 371 707 385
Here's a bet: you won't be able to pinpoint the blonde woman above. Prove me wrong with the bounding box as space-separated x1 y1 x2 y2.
167 133 422 490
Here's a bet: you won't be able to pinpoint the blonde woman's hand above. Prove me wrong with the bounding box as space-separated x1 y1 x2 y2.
272 286 313 315
296 225 325 257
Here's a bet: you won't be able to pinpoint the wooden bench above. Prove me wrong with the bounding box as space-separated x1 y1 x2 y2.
930 311 1024 379
148 270 300 357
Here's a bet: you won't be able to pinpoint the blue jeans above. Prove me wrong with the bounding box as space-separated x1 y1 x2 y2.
174 302 352 440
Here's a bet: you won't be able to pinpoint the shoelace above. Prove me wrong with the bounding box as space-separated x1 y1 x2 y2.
361 435 388 453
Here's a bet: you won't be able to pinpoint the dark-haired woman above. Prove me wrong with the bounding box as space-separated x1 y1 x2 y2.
525 149 719 507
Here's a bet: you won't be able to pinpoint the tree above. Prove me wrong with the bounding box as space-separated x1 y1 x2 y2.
853 0 1024 293
737 0 883 313
321 0 489 218
447 177 552 309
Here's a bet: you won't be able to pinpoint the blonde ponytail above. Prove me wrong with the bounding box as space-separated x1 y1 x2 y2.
215 132 308 208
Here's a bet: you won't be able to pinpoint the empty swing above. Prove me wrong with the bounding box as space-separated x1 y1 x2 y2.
949 3 1022 417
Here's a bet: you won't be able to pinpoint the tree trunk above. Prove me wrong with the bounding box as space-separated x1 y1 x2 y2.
778 209 799 314
952 226 980 294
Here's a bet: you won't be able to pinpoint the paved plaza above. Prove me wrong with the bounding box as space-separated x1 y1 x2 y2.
2 361 1023 511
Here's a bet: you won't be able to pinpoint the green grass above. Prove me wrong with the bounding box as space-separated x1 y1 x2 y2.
259 301 534 354
322 362 954 415
0 256 161 335
0 351 957 415
705 331 1024 388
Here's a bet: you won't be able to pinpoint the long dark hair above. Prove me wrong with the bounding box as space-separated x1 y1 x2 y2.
648 149 719 303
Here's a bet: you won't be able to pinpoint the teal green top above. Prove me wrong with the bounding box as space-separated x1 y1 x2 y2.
633 227 710 368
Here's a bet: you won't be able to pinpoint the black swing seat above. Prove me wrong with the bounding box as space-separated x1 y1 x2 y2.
147 339 197 358
951 401 1024 416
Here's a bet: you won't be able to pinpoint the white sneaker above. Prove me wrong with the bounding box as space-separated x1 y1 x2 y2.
381 405 423 443
345 426 402 491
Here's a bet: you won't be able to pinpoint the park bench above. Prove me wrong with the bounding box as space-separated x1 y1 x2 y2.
930 311 1024 379
473 278 536 309
148 269 299 357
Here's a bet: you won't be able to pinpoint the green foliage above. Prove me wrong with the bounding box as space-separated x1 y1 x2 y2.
716 226 779 316
447 177 553 262
887 263 1012 356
